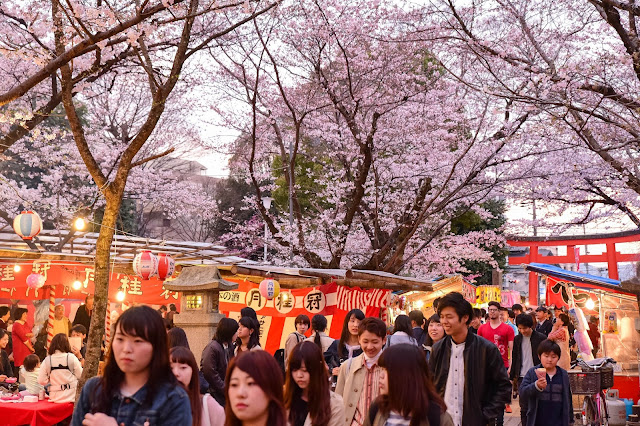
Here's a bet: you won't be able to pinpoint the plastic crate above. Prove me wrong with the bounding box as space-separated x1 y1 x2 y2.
569 371 601 395
580 366 614 389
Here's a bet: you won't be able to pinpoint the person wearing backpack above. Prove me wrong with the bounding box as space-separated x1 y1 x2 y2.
38 333 83 403
285 314 310 363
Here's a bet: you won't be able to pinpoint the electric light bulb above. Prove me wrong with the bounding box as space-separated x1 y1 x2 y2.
116 290 125 302
416 300 424 308
586 299 595 310
72 280 82 290
13 264 20 272
74 217 86 231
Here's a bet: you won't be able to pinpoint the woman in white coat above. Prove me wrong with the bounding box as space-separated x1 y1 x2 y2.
38 333 82 403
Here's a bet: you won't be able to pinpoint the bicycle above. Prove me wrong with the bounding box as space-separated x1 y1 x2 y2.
568 357 616 426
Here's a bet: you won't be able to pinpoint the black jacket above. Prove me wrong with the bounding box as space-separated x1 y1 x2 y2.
510 330 546 380
200 339 232 405
429 331 511 426
72 305 92 335
535 319 553 336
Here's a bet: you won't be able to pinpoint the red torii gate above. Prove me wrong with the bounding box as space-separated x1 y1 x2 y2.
507 229 640 305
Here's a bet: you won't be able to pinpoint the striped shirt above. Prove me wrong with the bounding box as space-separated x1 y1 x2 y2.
385 412 411 425
351 357 383 426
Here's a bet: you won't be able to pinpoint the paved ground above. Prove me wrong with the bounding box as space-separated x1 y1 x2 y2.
504 398 522 426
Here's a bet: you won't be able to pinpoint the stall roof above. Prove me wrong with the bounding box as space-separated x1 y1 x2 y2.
0 229 249 266
524 263 621 287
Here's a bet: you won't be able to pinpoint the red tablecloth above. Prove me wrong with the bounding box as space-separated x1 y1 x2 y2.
0 400 74 426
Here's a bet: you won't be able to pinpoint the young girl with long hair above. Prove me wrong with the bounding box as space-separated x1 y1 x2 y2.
37 333 83 403
386 315 418 347
71 305 192 426
328 309 364 376
234 317 260 355
365 344 453 426
225 350 287 426
285 341 344 426
171 346 224 426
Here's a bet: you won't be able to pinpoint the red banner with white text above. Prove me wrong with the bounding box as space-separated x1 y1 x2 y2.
0 260 179 305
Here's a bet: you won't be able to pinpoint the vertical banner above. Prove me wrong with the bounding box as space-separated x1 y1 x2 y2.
545 276 598 314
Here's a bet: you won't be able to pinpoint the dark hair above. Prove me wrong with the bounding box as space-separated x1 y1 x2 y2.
537 339 561 358
311 314 327 350
170 346 202 426
0 329 8 372
294 314 310 327
512 304 523 312
408 310 425 327
488 301 501 310
225 351 286 426
236 317 260 350
169 304 177 312
23 354 40 372
337 310 364 358
432 297 442 311
0 329 6 340
423 314 441 347
499 307 508 313
71 324 87 335
168 327 190 349
558 313 571 327
393 315 413 335
48 333 72 355
96 306 175 413
358 317 387 338
0 306 9 318
472 308 482 319
240 307 258 321
481 308 486 317
437 292 473 325
377 344 446 425
285 342 331 426
516 313 534 329
508 310 515 319
159 305 168 311
13 307 27 322
214 318 239 345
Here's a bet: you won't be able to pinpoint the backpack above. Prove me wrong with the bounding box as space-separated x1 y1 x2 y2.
274 332 304 377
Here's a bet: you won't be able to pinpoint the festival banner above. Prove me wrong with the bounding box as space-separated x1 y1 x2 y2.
219 279 390 354
476 285 501 304
0 260 179 306
545 276 599 314
462 281 477 304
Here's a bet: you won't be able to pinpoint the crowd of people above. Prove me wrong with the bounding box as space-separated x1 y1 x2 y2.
0 293 602 426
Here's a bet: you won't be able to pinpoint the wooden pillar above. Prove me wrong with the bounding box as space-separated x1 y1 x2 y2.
529 245 539 306
606 242 619 280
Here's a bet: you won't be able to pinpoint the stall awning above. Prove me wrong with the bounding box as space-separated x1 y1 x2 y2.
525 263 621 288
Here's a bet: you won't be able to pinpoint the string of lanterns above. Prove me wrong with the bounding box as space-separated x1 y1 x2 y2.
132 250 175 281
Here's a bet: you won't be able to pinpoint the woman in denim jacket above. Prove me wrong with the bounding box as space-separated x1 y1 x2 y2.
72 306 192 426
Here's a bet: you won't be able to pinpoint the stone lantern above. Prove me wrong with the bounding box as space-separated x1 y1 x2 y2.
163 265 238 359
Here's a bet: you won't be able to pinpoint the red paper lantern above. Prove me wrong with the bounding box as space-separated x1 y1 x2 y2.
133 250 158 280
13 211 43 240
156 253 175 281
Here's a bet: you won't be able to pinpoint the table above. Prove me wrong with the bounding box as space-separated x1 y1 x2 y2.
0 400 74 426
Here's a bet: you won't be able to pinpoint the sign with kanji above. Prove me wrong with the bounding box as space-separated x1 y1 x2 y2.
0 260 179 305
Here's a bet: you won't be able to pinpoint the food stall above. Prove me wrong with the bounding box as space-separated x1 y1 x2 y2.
525 263 640 400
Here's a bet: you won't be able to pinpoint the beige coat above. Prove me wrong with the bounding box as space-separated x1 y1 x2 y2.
363 409 454 426
335 354 368 426
305 332 334 353
292 391 345 426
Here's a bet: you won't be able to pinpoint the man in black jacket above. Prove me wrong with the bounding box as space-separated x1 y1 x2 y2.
72 294 93 342
510 313 546 426
429 292 511 426
534 307 553 336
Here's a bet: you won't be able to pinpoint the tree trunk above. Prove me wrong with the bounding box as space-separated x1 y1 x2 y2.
76 189 124 395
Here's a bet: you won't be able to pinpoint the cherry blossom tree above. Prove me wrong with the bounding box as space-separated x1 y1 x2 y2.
0 0 278 388
211 0 530 277
430 0 640 231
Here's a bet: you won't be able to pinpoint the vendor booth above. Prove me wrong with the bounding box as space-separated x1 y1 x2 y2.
525 262 640 400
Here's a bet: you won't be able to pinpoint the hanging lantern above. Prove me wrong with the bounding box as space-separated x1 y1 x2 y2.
13 211 43 240
26 273 46 289
156 253 175 281
259 278 280 300
133 250 158 280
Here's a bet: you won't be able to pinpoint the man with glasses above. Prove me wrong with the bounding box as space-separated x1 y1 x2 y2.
478 301 515 425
